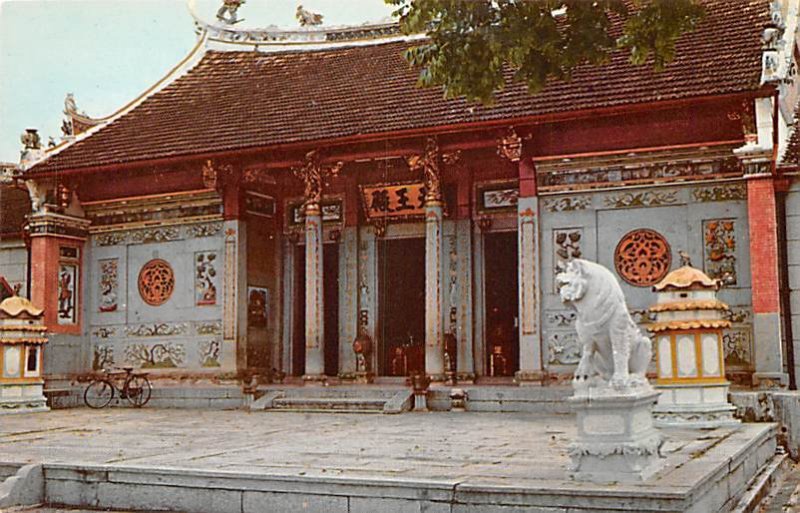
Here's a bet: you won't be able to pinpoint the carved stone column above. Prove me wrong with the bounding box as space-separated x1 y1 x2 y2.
409 139 446 380
293 151 342 382
499 129 544 385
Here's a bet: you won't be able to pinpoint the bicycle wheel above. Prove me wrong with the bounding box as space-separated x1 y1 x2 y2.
84 379 115 409
125 375 152 407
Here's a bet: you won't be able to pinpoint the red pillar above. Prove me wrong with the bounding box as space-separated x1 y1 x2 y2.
748 177 781 315
28 213 89 335
745 168 788 387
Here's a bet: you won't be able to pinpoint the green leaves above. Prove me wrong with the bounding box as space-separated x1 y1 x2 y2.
387 0 704 104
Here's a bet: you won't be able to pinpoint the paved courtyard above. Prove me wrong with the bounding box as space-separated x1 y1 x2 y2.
0 408 764 487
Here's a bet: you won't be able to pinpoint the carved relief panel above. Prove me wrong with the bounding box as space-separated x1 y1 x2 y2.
57 246 80 325
98 259 119 312
138 259 175 306
195 252 219 306
613 229 672 287
702 219 737 286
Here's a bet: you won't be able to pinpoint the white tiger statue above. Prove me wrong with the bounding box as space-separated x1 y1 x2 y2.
555 259 652 394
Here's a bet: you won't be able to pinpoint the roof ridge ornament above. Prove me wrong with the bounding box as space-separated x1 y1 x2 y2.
188 0 403 48
216 0 245 25
296 5 323 27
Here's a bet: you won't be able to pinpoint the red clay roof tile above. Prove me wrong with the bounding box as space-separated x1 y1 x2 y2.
29 0 768 174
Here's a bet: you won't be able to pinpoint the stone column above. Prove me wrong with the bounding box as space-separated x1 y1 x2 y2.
292 150 343 383
409 138 446 380
499 129 543 385
303 203 325 379
516 190 543 384
215 162 245 374
425 200 445 379
455 219 475 380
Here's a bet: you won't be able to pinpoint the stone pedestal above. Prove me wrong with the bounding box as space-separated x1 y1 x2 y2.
654 383 738 428
0 295 49 415
568 390 664 483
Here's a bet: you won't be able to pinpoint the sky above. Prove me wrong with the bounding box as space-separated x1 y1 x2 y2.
0 0 397 164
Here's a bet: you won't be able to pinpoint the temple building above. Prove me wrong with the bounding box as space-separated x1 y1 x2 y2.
3 0 800 391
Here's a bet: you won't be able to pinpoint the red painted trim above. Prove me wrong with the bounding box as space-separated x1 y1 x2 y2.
531 139 743 163
28 91 768 179
518 159 538 198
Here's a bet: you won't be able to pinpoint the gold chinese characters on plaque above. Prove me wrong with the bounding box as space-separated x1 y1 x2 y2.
360 182 427 220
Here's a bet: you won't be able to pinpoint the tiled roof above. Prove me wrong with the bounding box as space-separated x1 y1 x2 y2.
782 99 800 166
653 265 720 291
0 186 30 239
29 0 768 174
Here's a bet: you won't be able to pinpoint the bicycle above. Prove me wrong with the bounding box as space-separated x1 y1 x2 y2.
84 367 152 409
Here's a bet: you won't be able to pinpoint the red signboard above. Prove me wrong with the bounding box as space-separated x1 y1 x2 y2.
360 182 427 220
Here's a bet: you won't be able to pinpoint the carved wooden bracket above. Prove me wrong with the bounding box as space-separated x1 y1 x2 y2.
497 126 524 163
292 149 343 209
202 159 231 191
407 137 442 203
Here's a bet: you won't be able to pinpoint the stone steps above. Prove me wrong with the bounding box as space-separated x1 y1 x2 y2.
271 397 387 412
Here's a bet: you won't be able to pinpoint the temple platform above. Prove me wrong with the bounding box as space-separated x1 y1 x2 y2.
44 381 575 414
0 409 784 512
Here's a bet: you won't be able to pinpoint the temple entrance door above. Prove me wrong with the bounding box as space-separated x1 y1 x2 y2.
483 231 519 377
378 237 425 376
291 243 340 377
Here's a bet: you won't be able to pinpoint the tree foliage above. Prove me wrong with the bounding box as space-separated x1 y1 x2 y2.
386 0 705 103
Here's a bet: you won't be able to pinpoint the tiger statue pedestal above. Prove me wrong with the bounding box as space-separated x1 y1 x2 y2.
556 259 664 483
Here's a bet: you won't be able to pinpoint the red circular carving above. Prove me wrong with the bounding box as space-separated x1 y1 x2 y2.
138 259 175 306
614 229 672 287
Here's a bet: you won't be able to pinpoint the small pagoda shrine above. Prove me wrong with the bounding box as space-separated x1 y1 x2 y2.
0 291 49 414
648 265 738 428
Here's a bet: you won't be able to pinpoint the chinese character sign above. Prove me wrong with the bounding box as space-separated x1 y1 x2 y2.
361 183 427 220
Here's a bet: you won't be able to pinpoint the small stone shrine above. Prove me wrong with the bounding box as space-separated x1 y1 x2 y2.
0 291 48 414
556 259 663 483
648 265 738 428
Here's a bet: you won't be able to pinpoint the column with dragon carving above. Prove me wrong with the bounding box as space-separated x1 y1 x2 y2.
409 138 446 381
293 151 342 382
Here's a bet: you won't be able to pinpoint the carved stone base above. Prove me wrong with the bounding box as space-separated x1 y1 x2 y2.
456 372 477 384
514 370 548 386
426 373 448 384
753 372 789 390
413 393 428 412
353 371 374 384
302 374 328 386
0 399 49 415
568 389 664 483
0 382 49 415
655 383 739 429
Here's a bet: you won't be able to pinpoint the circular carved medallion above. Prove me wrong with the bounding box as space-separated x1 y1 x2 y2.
614 229 672 287
138 259 175 306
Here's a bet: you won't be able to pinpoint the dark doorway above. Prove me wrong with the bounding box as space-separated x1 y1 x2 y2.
379 237 425 376
323 244 340 376
292 246 305 376
483 231 519 376
291 243 340 377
